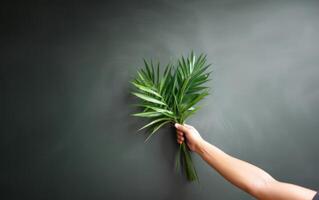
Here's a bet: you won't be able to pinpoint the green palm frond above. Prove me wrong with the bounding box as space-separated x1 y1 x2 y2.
131 51 212 181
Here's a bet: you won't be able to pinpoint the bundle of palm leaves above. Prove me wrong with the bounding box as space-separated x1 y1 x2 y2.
131 51 211 181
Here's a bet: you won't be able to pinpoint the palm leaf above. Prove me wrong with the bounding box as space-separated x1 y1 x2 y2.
138 117 172 131
132 92 166 106
144 121 171 142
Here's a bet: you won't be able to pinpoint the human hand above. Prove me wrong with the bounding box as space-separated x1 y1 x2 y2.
175 123 204 153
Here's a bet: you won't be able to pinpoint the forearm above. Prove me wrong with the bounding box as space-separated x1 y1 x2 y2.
196 140 275 196
175 123 316 200
196 140 316 200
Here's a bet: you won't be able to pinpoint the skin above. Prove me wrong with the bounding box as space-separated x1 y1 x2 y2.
175 123 317 200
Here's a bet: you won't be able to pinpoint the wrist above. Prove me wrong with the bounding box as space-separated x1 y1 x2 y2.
195 138 206 154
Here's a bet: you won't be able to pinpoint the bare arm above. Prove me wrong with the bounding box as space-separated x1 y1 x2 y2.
175 123 317 200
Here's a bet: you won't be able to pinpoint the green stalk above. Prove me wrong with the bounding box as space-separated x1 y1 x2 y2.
175 120 198 182
180 142 198 181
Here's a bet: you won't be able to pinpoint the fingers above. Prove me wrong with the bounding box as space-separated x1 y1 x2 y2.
177 135 184 144
175 123 188 133
177 136 184 144
176 130 184 144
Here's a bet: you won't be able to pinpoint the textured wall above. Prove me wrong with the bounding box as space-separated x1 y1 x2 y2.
2 0 319 199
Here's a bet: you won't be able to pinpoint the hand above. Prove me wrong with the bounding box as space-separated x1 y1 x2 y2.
175 123 204 153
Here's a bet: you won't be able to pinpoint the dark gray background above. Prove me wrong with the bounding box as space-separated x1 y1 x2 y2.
1 0 319 199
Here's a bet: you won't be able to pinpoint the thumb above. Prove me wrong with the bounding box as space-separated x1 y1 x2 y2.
175 123 189 134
